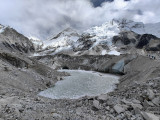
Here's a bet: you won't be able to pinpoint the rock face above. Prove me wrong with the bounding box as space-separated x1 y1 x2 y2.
113 31 160 56
0 27 35 54
136 34 160 50
113 104 125 114
113 31 140 46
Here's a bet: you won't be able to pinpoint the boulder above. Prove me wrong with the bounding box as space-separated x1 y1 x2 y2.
113 104 125 114
147 89 155 100
135 114 144 120
143 100 154 110
93 100 100 110
121 98 132 105
98 94 108 101
76 107 82 115
141 112 159 120
134 108 141 115
152 97 159 106
131 103 143 110
132 99 141 104
52 113 62 118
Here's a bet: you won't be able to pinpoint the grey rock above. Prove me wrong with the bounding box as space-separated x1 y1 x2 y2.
141 111 159 120
113 104 125 114
121 98 132 105
147 89 155 100
98 94 108 101
132 99 141 104
152 97 159 106
134 108 141 115
125 111 132 119
53 113 62 118
76 107 82 115
93 100 100 109
135 114 144 120
131 103 143 110
116 113 125 120
105 106 110 111
143 100 154 109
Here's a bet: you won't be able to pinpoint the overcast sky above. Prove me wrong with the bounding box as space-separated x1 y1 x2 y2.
0 0 160 39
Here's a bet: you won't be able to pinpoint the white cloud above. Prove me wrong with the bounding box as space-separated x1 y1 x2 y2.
0 0 160 39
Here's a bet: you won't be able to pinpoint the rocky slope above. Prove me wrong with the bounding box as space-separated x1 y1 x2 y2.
0 26 35 54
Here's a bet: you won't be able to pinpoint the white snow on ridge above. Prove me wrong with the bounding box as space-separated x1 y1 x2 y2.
42 28 80 50
85 21 120 46
85 20 121 55
29 36 44 51
108 50 120 55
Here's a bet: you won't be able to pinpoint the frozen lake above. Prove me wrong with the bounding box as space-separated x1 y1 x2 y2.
39 70 119 99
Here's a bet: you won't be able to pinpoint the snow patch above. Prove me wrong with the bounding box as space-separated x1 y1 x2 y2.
101 50 107 55
108 50 120 56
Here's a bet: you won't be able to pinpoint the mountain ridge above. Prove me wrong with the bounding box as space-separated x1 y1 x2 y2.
28 19 160 57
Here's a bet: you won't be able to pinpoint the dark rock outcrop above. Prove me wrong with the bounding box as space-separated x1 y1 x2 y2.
73 34 95 52
136 34 159 49
113 31 140 46
112 31 160 58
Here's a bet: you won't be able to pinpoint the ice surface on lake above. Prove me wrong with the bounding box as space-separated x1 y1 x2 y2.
39 70 119 99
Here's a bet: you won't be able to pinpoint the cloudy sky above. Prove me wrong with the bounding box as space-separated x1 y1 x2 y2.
0 0 160 39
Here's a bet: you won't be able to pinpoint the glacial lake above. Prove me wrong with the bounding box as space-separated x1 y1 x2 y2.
39 70 119 99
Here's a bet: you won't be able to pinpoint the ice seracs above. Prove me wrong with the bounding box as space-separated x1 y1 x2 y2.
84 20 120 55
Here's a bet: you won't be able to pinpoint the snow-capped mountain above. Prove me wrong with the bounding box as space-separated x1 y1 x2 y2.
43 28 80 50
32 19 160 56
33 28 80 56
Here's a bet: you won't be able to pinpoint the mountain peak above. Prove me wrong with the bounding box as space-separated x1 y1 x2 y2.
49 27 79 41
0 24 5 33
